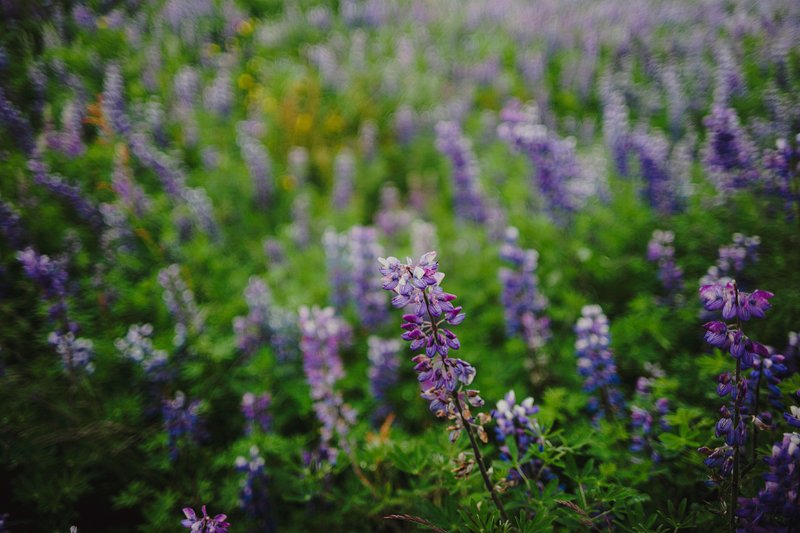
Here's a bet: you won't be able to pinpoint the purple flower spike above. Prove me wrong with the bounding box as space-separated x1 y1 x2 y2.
379 251 489 444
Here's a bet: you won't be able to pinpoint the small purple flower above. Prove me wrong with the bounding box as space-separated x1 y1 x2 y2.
233 277 273 355
332 149 355 210
49 331 94 374
163 392 204 460
115 324 168 378
492 391 555 488
646 230 684 295
241 392 271 434
181 505 230 533
373 184 411 238
630 376 670 461
784 406 800 428
703 321 731 349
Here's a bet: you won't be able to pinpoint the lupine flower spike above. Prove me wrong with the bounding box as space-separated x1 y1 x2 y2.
379 251 508 521
698 278 774 529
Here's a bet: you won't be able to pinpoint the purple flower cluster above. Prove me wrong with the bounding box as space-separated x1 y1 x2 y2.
181 505 229 533
348 226 388 328
630 129 679 214
629 378 670 461
111 146 150 217
322 228 351 310
28 157 102 228
601 86 631 177
290 194 310 249
747 348 788 416
434 121 488 223
332 149 355 211
128 132 187 200
233 277 273 355
763 135 799 215
702 104 760 193
267 309 300 363
737 433 800 530
374 184 411 238
71 3 95 29
367 336 401 422
49 331 95 374
237 122 273 208
298 306 355 464
0 198 24 248
700 233 760 287
241 392 272 434
574 305 625 420
288 147 310 186
498 227 550 351
204 68 233 117
0 86 35 155
498 100 581 218
378 252 488 443
163 391 204 460
102 63 131 137
699 280 773 483
100 203 135 259
46 97 86 158
235 446 272 523
115 324 168 378
646 229 684 294
493 391 555 490
158 264 205 347
17 247 70 324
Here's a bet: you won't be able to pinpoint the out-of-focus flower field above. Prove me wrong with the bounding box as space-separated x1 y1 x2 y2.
1 0 799 531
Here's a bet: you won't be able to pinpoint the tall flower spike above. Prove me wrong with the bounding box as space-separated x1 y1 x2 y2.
348 226 388 328
498 227 550 352
367 336 401 422
379 251 507 521
646 230 684 296
158 264 206 347
235 446 273 524
574 305 624 421
698 278 774 528
163 392 204 460
298 306 355 465
434 121 488 223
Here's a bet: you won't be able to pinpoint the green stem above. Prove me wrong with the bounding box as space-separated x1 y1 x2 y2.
420 289 508 523
454 396 509 523
730 281 743 532
751 362 762 465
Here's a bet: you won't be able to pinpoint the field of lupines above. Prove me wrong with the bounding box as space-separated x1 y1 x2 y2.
1 0 799 531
